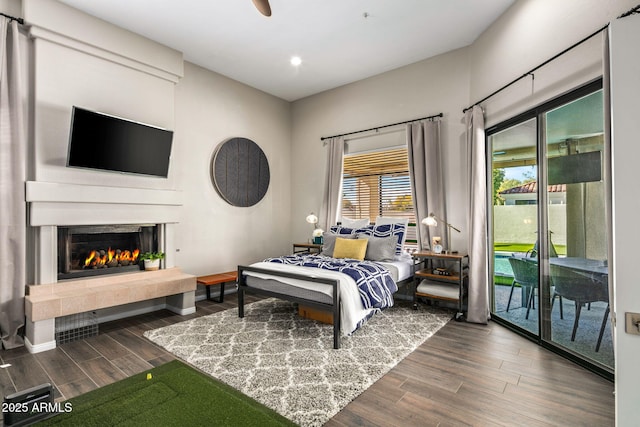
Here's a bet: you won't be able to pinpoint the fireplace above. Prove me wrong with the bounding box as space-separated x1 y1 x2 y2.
26 180 185 353
57 224 159 280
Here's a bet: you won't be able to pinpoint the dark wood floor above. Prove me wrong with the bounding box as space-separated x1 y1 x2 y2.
1 295 614 426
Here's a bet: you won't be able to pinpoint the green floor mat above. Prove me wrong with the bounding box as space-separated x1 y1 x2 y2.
39 360 297 427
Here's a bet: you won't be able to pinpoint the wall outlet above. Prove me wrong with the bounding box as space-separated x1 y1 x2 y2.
625 312 640 335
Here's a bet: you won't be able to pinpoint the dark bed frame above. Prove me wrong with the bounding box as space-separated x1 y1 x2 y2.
237 265 342 349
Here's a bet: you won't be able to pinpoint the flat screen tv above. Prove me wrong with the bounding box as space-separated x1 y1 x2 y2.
67 106 173 178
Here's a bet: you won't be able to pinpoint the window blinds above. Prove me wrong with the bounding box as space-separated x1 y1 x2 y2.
341 147 417 245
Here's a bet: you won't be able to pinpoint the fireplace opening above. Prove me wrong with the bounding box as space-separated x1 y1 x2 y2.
58 224 159 280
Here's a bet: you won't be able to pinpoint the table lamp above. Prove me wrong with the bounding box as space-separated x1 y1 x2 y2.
305 213 323 244
306 213 318 229
422 212 460 254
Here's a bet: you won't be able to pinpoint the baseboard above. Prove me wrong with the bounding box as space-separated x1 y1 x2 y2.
24 336 56 354
166 305 196 315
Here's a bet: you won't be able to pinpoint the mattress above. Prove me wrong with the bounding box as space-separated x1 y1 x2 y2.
243 256 407 335
244 261 368 335
245 275 332 304
377 254 413 282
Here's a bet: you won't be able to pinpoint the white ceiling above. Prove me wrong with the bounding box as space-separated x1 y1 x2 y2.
58 0 515 101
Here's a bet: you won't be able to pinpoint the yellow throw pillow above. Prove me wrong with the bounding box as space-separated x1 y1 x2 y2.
333 237 368 261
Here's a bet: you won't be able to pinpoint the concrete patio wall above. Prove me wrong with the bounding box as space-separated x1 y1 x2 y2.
493 205 567 247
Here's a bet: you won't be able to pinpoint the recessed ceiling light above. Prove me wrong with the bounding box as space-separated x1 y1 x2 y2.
290 56 302 67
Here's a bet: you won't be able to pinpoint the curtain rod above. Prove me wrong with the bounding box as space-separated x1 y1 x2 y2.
618 4 640 18
320 112 443 141
462 24 609 113
1 12 24 25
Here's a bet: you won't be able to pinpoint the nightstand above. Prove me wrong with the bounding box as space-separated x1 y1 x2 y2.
412 251 469 320
292 243 322 254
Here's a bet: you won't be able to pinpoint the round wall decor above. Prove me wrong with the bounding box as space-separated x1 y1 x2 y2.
211 137 270 207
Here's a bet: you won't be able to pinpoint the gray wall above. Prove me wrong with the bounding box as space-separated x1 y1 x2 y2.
174 62 292 275
290 47 470 251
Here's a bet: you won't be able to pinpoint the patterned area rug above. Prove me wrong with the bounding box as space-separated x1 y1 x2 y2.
144 299 451 426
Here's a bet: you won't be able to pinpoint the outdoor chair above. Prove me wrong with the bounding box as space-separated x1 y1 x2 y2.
528 240 564 317
506 257 539 319
550 264 609 352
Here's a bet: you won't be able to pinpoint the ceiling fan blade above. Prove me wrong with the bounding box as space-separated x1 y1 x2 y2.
252 0 272 17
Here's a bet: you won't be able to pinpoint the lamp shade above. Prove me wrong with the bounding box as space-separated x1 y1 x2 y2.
306 213 318 225
422 216 438 227
420 212 461 254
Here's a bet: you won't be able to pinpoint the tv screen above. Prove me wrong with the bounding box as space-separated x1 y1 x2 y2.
67 107 173 178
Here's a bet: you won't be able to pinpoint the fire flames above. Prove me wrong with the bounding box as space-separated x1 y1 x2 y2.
84 248 140 269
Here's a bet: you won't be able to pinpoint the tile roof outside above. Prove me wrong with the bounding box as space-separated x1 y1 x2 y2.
499 182 566 195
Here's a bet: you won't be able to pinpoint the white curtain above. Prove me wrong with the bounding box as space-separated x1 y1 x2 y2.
318 137 344 230
407 120 444 250
465 106 490 324
0 18 26 349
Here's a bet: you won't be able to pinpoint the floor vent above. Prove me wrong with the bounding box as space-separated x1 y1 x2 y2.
55 311 99 345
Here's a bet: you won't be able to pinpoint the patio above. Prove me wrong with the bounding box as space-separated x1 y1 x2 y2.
494 282 613 368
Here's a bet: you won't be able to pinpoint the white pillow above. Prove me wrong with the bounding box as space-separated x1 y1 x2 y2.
340 217 370 229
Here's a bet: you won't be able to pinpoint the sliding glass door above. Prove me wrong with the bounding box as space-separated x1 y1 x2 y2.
544 89 611 368
490 118 539 335
488 80 612 375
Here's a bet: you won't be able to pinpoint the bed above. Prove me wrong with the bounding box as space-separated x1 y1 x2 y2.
237 221 413 349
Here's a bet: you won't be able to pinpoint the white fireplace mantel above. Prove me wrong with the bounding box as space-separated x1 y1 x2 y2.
26 181 182 285
26 181 183 226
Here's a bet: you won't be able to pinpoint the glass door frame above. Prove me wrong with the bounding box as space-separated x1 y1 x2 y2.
486 78 613 380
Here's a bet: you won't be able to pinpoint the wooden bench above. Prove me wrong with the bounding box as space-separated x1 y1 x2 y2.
196 271 238 302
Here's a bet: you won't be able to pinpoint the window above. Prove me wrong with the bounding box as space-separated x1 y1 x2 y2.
341 147 417 246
